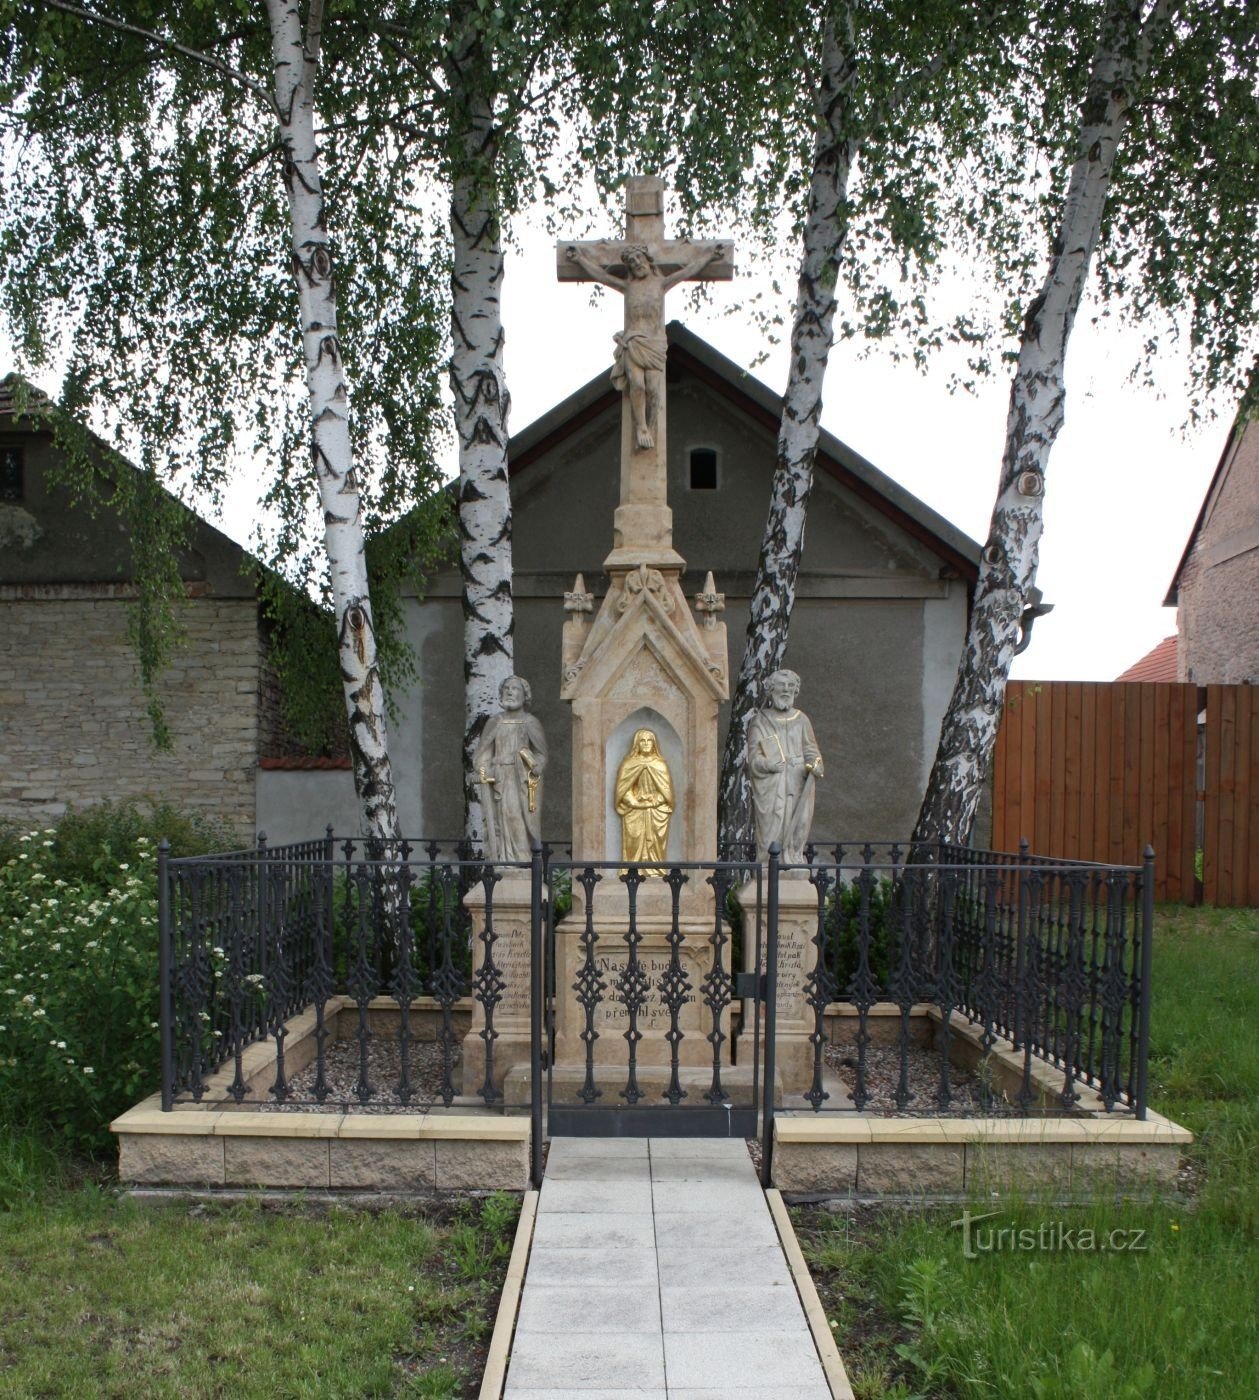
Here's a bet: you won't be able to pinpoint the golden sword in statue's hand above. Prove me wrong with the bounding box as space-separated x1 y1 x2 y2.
519 749 539 812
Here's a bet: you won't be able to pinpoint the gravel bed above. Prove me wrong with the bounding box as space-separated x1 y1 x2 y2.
246 1035 993 1116
257 1037 457 1113
824 1037 989 1115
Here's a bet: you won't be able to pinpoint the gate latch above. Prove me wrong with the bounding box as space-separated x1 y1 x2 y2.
734 971 766 1000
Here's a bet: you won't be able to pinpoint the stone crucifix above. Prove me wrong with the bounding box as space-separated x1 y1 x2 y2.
558 176 733 563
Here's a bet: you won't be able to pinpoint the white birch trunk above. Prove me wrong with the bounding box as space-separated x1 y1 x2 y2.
718 14 859 848
446 11 514 846
264 0 400 845
912 0 1168 851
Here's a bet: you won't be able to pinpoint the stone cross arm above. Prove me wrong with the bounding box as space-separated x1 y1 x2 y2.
555 238 735 284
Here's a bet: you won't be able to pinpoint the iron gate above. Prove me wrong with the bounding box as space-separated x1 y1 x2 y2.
539 858 773 1138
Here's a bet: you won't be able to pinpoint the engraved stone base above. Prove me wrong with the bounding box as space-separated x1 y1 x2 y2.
552 907 735 1074
461 876 534 1097
737 877 821 1096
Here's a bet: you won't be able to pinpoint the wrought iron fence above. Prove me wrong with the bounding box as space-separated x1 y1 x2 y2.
542 857 764 1138
775 841 1154 1120
159 833 545 1113
157 834 1155 1151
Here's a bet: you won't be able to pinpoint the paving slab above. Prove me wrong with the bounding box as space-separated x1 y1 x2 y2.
650 1210 777 1248
650 1180 765 1214
642 1138 750 1159
660 1284 810 1333
648 1156 759 1181
537 1178 655 1215
663 1331 828 1391
668 1390 828 1399
503 1138 831 1398
548 1137 650 1158
653 1243 793 1290
543 1154 655 1182
505 1332 666 1391
517 1285 662 1334
507 1392 665 1399
524 1245 660 1288
531 1212 657 1251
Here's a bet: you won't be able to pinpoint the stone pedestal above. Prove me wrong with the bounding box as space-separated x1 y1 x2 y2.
551 885 734 1077
460 875 535 1099
737 875 822 1095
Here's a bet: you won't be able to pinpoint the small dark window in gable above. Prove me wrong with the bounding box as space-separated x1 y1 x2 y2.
689 447 718 491
0 446 22 502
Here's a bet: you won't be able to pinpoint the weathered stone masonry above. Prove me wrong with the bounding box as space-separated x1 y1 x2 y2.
0 587 259 834
1174 415 1259 685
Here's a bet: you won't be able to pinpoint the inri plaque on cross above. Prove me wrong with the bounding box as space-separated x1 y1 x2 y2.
558 175 733 565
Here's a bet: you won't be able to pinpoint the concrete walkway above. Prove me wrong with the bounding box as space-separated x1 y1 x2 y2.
503 1137 831 1398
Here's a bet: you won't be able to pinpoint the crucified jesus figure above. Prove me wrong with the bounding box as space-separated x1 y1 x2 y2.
564 241 726 451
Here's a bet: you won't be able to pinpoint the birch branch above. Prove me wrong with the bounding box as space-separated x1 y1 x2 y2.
41 0 277 112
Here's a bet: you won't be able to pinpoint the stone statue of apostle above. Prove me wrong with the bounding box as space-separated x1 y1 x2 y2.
746 669 824 867
474 675 547 863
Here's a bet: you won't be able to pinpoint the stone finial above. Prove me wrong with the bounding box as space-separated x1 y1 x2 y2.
563 573 594 616
695 571 725 631
618 562 673 615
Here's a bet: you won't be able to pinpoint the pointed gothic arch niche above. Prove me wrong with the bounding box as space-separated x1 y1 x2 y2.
604 707 684 866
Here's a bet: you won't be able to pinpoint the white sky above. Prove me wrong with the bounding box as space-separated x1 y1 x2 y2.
493 211 1232 684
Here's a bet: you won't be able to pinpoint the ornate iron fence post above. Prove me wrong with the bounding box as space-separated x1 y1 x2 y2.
530 841 545 1188
760 843 781 1189
1136 845 1156 1120
158 838 174 1111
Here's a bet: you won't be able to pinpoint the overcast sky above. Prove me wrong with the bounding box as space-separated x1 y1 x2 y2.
494 209 1234 685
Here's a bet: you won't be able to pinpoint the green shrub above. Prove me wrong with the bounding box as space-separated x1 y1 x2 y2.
0 828 162 1153
827 876 896 996
44 800 239 888
0 804 236 1155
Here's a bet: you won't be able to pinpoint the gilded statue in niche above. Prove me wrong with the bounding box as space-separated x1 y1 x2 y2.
614 729 674 874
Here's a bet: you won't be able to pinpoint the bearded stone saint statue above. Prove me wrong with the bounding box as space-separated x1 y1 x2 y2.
474 676 547 863
746 670 824 867
614 729 674 874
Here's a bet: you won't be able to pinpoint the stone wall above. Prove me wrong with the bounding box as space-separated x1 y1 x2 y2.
0 588 259 835
1177 418 1259 683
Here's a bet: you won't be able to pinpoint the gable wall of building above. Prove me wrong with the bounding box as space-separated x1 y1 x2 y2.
1178 420 1259 683
393 365 968 843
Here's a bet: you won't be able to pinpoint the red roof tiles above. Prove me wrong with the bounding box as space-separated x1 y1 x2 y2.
1115 635 1179 682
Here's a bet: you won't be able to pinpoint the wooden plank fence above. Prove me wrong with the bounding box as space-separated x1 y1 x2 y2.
990 680 1259 904
1203 684 1259 906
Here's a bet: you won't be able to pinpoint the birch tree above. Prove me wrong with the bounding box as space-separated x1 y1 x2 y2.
445 4 514 846
913 0 1259 847
697 0 1034 847
434 0 651 843
261 0 398 841
3 0 414 840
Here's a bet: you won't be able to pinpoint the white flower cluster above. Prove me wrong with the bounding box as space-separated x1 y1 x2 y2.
0 828 160 1102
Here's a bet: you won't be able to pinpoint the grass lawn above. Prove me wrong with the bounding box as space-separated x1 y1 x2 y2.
0 1149 518 1398
793 904 1259 1399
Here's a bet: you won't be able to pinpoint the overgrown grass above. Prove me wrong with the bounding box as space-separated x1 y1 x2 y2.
0 1149 519 1398
794 904 1259 1399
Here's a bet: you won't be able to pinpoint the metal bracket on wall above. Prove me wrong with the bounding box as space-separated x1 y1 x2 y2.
734 971 766 1001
